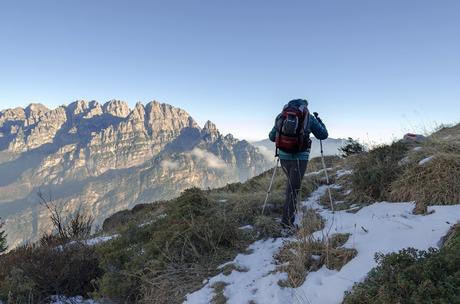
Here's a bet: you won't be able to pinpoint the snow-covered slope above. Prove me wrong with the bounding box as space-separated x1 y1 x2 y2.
185 186 460 304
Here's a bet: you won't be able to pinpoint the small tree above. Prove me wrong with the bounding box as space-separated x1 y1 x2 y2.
0 218 7 253
38 190 93 244
339 137 365 157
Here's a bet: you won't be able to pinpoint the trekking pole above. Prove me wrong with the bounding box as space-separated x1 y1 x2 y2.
315 112 336 267
262 157 279 215
314 112 334 213
320 139 334 213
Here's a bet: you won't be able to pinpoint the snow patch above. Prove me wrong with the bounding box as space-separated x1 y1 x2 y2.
418 156 434 166
185 185 460 304
238 225 253 230
83 235 118 246
186 238 289 304
336 169 353 178
306 168 332 177
50 295 98 304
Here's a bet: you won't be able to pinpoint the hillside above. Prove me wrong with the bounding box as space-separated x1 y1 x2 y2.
0 100 270 248
0 122 458 304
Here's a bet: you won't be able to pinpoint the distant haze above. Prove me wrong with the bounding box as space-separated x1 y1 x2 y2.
252 138 346 160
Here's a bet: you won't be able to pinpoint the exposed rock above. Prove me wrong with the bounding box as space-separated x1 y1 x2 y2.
102 100 130 118
403 133 427 143
0 100 270 248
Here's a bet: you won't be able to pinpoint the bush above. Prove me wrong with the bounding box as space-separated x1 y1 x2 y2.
39 192 94 244
339 137 366 157
0 207 102 303
0 242 102 303
343 225 460 304
350 141 409 202
95 188 248 304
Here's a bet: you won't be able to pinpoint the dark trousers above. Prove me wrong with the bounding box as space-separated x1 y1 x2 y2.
280 159 308 228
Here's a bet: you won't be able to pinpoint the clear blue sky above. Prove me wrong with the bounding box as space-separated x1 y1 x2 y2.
1 0 459 142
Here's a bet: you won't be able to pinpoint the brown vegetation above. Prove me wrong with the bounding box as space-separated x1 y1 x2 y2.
275 208 356 288
0 202 101 303
391 150 460 209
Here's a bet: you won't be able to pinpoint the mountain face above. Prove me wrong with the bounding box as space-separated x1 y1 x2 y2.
0 100 270 248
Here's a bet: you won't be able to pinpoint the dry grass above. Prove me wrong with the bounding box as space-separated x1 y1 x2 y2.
308 155 343 172
274 208 356 288
275 232 357 288
211 281 228 304
298 208 325 236
390 153 460 208
439 223 460 249
389 127 460 212
140 263 216 304
253 215 282 239
429 122 460 145
220 263 249 276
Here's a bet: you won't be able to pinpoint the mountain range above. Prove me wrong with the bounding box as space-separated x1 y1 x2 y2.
0 100 271 248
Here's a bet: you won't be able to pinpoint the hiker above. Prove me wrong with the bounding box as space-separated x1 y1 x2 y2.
269 99 328 230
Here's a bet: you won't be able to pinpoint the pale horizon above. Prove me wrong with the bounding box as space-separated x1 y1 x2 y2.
0 98 455 145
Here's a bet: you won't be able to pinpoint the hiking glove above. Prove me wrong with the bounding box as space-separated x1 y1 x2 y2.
313 112 323 124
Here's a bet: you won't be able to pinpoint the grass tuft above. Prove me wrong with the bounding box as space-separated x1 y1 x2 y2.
391 152 460 207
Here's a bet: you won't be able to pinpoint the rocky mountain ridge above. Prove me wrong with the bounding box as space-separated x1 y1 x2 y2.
0 100 270 248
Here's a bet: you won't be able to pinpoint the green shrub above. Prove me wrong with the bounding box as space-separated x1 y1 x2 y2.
0 203 102 303
344 226 460 304
95 188 248 304
0 242 102 303
339 137 366 157
350 141 408 202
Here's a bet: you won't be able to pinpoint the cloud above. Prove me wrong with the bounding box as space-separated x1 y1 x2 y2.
190 148 228 169
254 145 275 161
161 159 179 170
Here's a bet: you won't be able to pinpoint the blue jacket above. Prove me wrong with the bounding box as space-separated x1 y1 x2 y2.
269 102 328 160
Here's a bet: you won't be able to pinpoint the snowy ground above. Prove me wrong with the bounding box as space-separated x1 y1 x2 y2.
185 186 460 304
50 295 98 304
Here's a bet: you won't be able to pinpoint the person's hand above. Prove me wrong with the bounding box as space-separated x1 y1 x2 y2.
313 112 323 123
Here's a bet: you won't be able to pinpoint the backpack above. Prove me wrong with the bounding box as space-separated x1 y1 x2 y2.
275 103 312 154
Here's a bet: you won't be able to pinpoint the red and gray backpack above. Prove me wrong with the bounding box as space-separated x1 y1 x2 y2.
275 103 312 155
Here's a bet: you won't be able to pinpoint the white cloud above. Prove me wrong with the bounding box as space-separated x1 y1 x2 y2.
161 159 179 170
190 148 228 169
254 145 275 161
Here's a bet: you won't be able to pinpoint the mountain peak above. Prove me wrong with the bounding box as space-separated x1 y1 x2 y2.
203 120 218 133
202 120 220 141
103 100 130 118
67 100 89 116
25 103 49 114
129 102 146 121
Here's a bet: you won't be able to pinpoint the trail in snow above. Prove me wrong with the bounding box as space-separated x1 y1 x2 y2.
185 186 460 304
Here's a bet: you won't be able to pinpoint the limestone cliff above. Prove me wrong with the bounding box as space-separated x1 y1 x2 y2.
0 100 270 248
